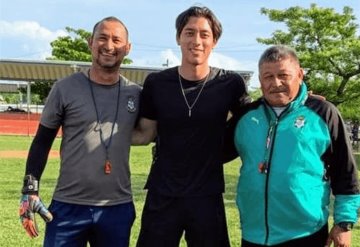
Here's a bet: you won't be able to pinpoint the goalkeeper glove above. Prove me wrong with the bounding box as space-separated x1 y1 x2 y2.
19 175 53 238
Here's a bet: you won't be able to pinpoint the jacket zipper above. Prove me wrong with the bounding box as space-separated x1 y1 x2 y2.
264 118 279 245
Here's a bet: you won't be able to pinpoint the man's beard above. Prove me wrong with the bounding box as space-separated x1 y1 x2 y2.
96 57 122 71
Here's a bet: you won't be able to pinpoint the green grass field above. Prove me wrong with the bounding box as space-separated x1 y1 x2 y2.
0 135 359 247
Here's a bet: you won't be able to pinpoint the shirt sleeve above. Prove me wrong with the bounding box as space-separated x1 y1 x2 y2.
139 73 157 120
323 102 360 223
229 74 252 117
40 82 64 129
223 73 251 163
25 124 59 180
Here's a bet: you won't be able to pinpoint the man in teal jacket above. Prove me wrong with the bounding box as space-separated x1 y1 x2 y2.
233 45 360 246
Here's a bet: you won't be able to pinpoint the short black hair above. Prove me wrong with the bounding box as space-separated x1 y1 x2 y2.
175 6 222 42
258 45 300 68
92 16 129 39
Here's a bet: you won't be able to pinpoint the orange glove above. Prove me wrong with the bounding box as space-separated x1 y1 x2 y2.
19 194 53 238
19 175 53 238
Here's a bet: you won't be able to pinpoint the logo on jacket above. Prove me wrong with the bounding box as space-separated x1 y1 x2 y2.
251 117 259 125
294 116 305 128
127 96 136 113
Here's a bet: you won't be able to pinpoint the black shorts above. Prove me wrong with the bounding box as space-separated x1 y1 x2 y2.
241 223 328 247
136 192 230 247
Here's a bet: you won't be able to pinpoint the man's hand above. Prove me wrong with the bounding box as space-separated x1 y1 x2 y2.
19 195 53 238
325 225 352 247
308 90 326 101
19 174 53 238
19 194 53 238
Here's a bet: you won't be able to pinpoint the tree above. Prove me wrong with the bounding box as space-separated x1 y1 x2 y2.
257 4 360 114
338 97 360 121
49 27 92 62
249 88 263 101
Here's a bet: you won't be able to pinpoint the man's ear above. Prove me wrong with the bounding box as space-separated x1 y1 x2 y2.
87 37 93 50
212 39 218 49
125 43 131 56
298 68 304 81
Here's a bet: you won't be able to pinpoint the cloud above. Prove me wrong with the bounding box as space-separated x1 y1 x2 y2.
0 20 67 59
210 52 259 89
132 49 181 68
209 52 246 71
159 49 181 67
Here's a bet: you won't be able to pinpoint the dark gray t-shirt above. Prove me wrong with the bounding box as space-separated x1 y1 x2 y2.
41 72 141 206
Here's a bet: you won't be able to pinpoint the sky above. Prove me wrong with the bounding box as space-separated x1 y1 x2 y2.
0 0 359 89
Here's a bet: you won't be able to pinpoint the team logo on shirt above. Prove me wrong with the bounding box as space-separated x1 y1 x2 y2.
127 96 136 113
294 116 305 128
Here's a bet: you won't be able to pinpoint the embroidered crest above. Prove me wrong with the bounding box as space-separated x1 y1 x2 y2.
127 96 136 113
294 116 305 128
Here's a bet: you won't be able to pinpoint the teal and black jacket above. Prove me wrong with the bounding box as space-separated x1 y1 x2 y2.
233 83 360 245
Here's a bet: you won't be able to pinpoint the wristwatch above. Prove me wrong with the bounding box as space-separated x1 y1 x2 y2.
336 222 354 231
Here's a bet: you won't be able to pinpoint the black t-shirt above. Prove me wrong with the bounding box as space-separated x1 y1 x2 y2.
140 66 249 197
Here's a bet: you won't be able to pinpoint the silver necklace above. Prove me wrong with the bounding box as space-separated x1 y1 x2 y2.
178 71 209 117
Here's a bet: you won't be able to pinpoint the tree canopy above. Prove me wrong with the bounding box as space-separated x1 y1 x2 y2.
257 4 360 120
49 27 92 62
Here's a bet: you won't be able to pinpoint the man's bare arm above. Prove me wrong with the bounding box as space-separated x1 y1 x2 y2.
132 117 157 145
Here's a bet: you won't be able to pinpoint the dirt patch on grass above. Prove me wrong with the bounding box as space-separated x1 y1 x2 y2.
0 150 59 158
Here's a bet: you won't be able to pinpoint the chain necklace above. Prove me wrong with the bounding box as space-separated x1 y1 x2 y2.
87 70 121 175
178 70 210 117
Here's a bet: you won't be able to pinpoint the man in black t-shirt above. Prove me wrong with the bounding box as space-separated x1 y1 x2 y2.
132 6 250 247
